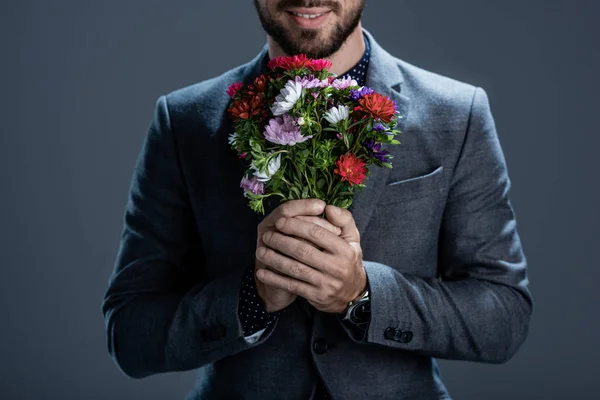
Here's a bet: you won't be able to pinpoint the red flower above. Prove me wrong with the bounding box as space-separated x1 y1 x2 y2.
356 93 396 124
334 153 367 187
227 94 265 120
246 74 269 97
267 54 312 70
309 59 332 71
226 81 242 98
253 74 269 92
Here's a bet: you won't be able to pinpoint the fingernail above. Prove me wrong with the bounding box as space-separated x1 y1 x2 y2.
256 247 266 258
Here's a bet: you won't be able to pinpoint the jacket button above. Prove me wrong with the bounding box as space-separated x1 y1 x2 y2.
384 327 397 340
399 330 413 343
312 339 328 354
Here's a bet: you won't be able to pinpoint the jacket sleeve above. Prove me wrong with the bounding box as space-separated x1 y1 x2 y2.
341 87 533 363
101 95 279 379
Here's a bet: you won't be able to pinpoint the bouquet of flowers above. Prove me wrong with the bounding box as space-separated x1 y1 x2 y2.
227 54 402 215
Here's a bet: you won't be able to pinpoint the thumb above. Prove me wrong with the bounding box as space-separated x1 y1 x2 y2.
324 205 360 244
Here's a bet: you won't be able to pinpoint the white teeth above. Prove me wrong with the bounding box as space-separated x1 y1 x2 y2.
291 11 325 19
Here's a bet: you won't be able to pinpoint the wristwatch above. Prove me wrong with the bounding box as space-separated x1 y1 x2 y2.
341 289 370 326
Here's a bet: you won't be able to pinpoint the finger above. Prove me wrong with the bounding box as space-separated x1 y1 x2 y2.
294 215 342 236
275 216 346 255
256 267 318 300
262 230 334 272
264 199 326 227
325 205 360 244
256 246 322 286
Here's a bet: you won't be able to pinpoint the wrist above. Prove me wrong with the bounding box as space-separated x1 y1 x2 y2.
349 270 369 303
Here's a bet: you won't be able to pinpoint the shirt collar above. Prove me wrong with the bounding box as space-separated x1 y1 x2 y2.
336 33 371 87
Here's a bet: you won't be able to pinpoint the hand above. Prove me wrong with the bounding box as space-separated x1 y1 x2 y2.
256 204 367 314
255 199 342 313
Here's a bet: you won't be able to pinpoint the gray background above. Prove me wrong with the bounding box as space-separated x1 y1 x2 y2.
1 0 598 399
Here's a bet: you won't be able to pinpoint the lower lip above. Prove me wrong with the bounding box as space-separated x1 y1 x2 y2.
288 11 331 29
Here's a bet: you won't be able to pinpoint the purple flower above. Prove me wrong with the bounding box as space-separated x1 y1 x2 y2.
392 100 400 113
363 139 390 163
240 175 265 197
373 122 385 132
349 86 375 101
263 114 313 146
336 132 343 139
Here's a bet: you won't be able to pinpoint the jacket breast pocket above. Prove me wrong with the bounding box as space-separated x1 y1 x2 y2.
378 165 445 206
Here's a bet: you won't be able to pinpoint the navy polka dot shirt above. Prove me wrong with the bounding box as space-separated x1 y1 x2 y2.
238 33 372 398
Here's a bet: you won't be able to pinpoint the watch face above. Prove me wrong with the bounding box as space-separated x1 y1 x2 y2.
350 300 370 324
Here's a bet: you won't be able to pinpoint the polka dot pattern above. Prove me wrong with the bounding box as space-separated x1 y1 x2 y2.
238 264 286 337
339 33 371 87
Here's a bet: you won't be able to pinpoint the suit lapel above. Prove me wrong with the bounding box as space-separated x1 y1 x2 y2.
348 29 411 239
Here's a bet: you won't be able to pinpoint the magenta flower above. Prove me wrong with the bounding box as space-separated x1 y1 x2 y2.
263 114 313 146
240 175 265 197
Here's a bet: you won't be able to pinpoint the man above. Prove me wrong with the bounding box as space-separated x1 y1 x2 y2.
102 1 533 399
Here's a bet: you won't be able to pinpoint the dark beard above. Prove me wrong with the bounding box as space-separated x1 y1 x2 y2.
253 0 365 59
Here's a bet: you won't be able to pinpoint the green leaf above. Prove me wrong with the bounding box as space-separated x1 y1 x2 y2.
316 178 326 190
301 186 309 199
290 186 301 199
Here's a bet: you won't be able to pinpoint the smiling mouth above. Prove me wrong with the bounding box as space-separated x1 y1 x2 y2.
288 10 330 19
285 8 333 28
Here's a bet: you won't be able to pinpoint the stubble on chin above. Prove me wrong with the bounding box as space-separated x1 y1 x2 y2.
254 0 364 59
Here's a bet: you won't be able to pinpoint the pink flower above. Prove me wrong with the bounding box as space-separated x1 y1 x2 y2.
331 76 358 90
226 81 242 98
263 114 313 146
309 59 333 71
240 175 265 196
294 75 329 89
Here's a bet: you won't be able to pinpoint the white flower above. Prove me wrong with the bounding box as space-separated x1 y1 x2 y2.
323 105 349 124
251 153 282 182
227 131 239 145
297 117 305 126
271 81 303 116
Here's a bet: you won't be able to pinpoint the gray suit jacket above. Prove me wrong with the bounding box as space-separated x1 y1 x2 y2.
102 28 533 399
